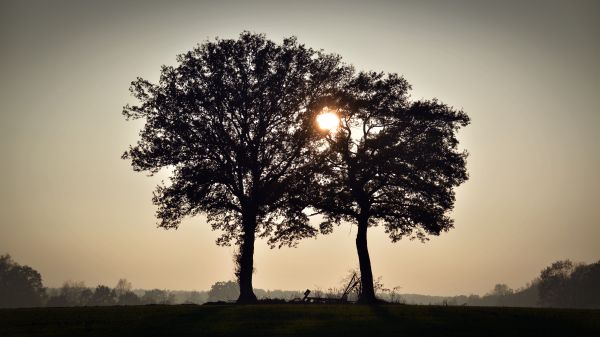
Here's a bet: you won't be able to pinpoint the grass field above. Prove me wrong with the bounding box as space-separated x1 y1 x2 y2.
1 304 599 337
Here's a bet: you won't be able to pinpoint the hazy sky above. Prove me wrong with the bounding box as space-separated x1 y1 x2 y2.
1 0 599 296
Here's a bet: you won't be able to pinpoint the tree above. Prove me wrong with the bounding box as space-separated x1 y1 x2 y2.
117 291 141 305
311 72 469 303
141 289 173 304
47 280 89 307
538 259 576 307
0 254 46 308
487 283 514 306
123 32 350 302
89 285 116 306
112 278 141 305
538 259 600 308
207 280 240 302
569 260 600 308
184 290 207 304
114 278 132 298
489 283 514 297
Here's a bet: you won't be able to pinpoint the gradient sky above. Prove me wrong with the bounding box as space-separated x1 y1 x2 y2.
1 0 599 296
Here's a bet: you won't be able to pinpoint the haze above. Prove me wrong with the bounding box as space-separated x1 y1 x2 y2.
1 0 599 296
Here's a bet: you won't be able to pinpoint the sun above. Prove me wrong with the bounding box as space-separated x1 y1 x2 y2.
316 109 340 132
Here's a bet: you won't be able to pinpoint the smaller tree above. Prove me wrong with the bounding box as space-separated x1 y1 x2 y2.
311 72 469 303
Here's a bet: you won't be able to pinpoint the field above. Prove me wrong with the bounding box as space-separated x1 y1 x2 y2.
1 304 599 337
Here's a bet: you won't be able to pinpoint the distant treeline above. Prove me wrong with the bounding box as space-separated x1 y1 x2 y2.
385 260 600 308
44 281 302 307
0 254 302 307
1 254 598 308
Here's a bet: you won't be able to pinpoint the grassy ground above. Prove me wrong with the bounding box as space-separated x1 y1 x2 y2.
1 304 599 337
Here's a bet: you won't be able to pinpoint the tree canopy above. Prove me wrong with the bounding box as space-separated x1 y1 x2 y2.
123 32 351 302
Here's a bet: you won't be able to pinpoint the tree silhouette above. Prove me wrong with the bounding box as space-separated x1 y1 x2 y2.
208 280 240 302
569 260 600 308
89 285 116 306
538 260 575 307
0 254 46 308
141 289 173 304
117 291 141 305
311 72 469 303
123 32 350 303
47 281 89 307
113 278 132 298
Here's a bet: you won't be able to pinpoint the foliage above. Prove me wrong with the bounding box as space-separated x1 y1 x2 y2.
538 260 575 307
314 72 469 240
47 281 89 307
89 285 116 306
46 279 143 307
141 289 174 305
538 259 600 308
117 291 142 305
207 280 239 302
182 291 207 304
114 278 132 298
568 261 600 308
489 283 514 297
0 254 46 308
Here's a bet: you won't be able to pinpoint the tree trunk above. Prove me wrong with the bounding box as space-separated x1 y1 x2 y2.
356 214 377 304
236 210 258 304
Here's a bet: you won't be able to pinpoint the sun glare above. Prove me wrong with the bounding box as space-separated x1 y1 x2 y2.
316 110 340 132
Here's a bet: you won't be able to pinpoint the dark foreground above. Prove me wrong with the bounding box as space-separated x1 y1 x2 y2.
1 304 599 337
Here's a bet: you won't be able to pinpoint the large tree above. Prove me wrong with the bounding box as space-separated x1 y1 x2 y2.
123 32 351 303
312 72 469 303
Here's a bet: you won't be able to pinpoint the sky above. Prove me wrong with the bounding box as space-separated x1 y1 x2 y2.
1 0 599 296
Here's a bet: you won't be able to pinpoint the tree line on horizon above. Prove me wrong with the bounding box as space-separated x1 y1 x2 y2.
122 31 469 304
2 254 599 309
